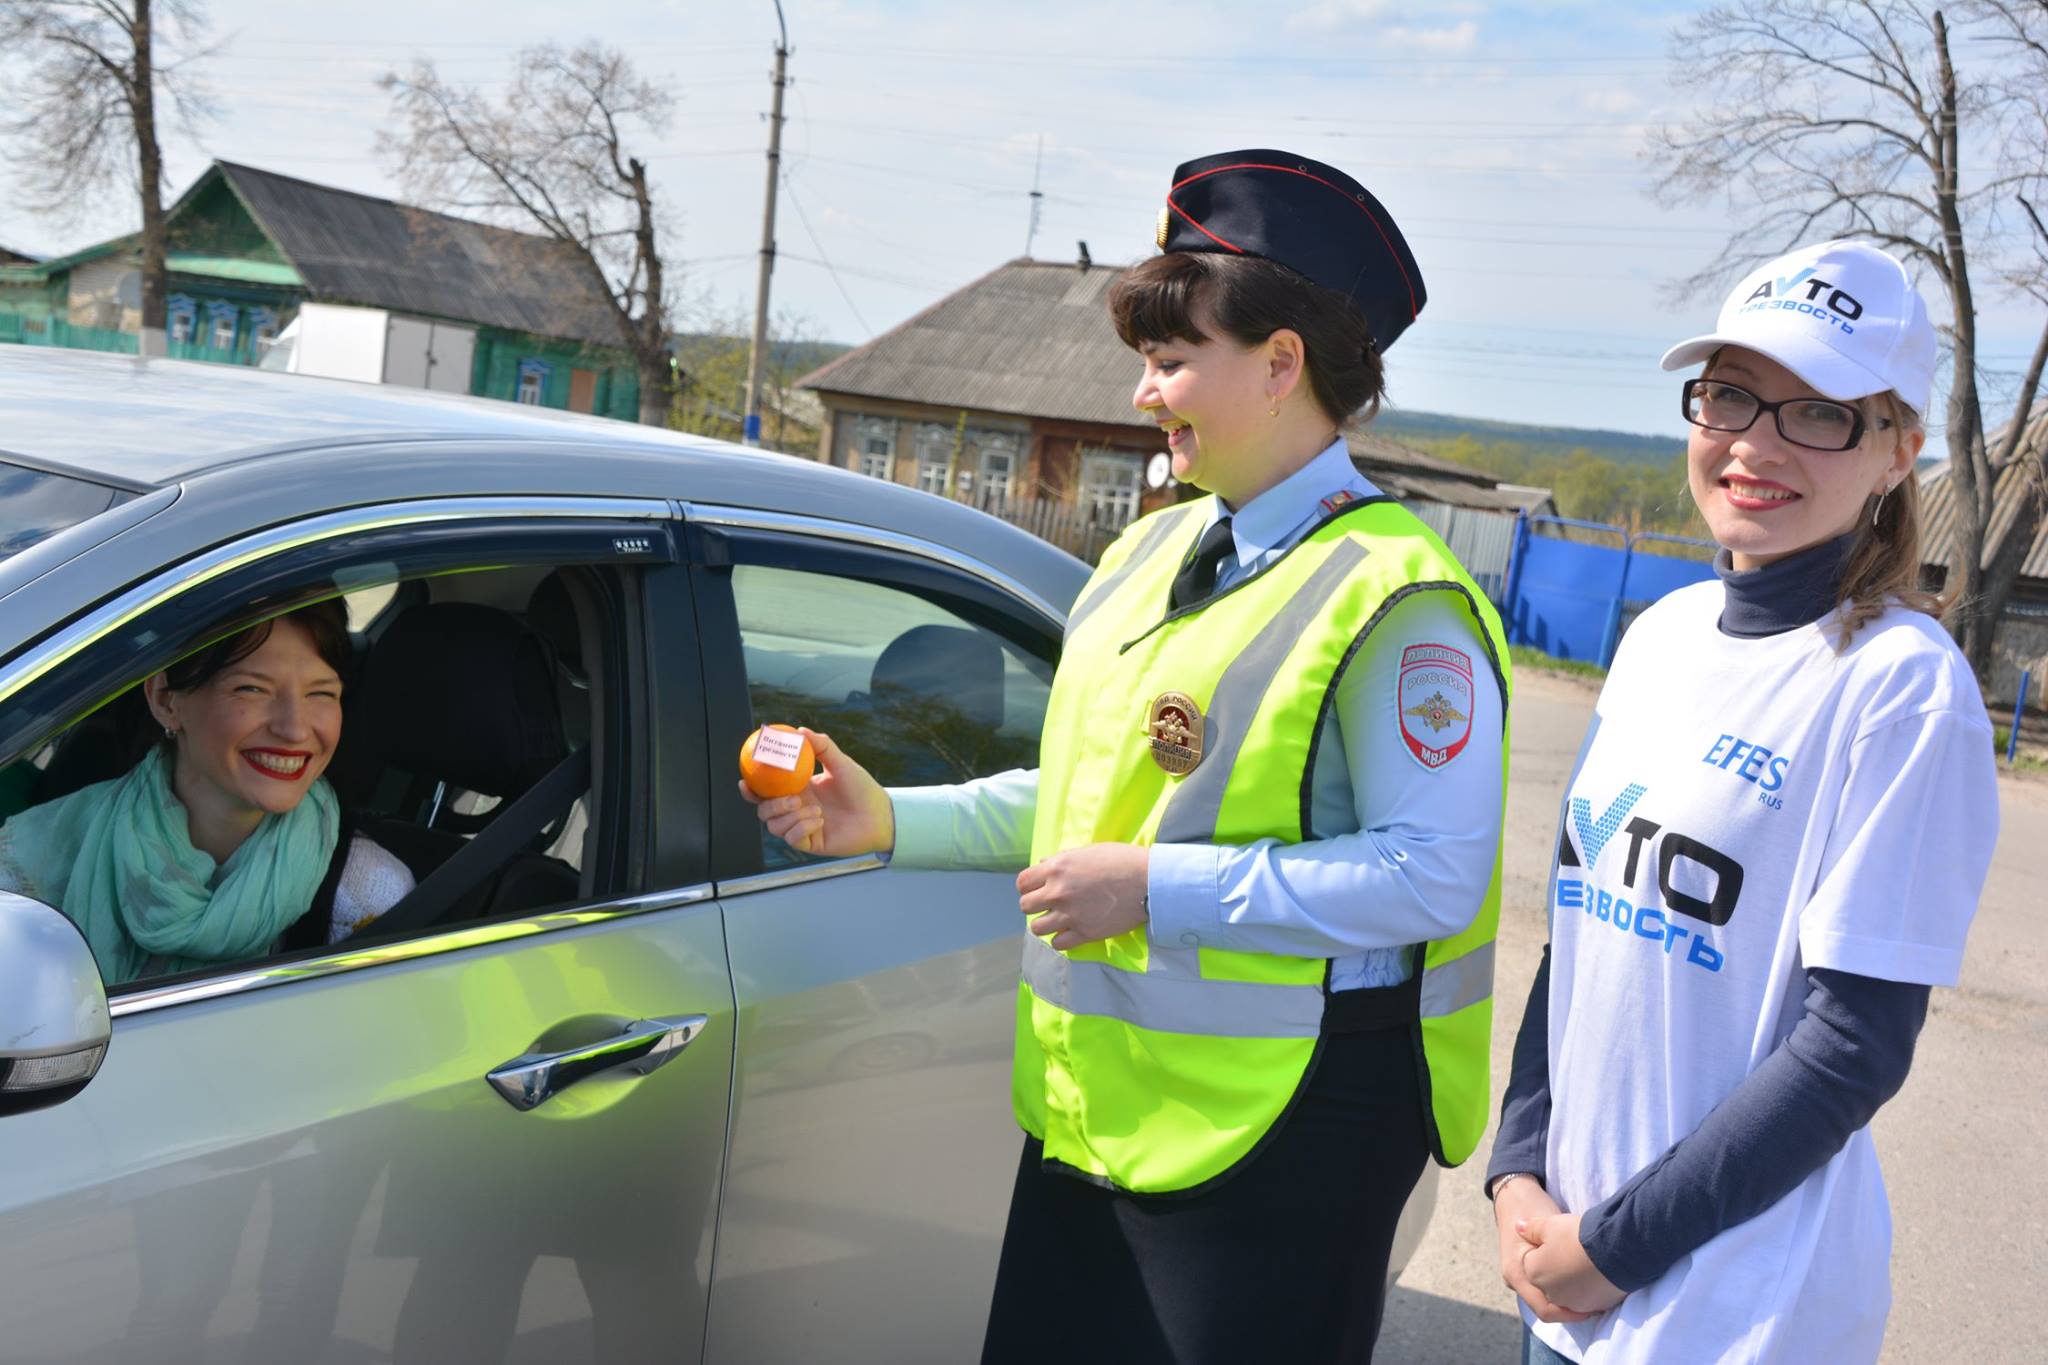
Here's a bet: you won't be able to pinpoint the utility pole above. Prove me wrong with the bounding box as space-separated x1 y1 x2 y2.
1023 135 1044 259
743 0 789 447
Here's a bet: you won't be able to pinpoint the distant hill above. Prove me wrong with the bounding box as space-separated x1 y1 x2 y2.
1373 409 1685 467
672 333 851 376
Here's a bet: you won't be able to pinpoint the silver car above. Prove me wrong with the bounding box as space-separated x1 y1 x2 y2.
0 348 1433 1364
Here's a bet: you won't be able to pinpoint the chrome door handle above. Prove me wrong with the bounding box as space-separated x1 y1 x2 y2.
486 1014 709 1112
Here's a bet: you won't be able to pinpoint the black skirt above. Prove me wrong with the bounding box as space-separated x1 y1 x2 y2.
981 1020 1432 1365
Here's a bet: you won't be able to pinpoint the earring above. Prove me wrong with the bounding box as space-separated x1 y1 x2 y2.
1267 399 1280 418
163 726 176 740
1871 482 1892 527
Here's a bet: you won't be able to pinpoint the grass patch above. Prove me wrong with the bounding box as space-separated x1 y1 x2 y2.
1509 645 1609 681
1992 725 2048 772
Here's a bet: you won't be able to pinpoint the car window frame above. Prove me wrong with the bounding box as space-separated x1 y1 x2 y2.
0 495 713 1015
677 503 1065 892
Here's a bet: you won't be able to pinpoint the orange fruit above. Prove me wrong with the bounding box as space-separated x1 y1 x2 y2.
739 724 816 799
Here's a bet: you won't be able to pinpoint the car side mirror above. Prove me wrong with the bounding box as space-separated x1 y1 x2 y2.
0 890 110 1116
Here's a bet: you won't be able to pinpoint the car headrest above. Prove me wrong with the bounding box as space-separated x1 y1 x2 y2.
871 625 1005 732
527 571 583 676
351 603 566 797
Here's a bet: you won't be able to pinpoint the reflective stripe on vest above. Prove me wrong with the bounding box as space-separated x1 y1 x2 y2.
1019 496 1510 1192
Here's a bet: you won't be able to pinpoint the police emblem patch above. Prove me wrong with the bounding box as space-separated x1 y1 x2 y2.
1398 643 1474 771
1146 691 1204 775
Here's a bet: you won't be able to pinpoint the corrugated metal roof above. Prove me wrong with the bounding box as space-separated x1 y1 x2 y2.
216 162 625 348
1919 401 2048 580
797 259 1148 427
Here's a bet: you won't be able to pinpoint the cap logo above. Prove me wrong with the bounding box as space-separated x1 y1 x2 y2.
1156 206 1171 250
1740 268 1864 336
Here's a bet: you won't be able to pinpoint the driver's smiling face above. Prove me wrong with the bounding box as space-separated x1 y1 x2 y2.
160 618 344 821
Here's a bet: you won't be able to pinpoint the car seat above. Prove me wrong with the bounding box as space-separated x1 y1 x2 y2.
336 601 580 920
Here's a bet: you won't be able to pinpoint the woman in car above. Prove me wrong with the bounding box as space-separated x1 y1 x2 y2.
0 599 412 984
1488 240 2001 1364
747 150 1510 1363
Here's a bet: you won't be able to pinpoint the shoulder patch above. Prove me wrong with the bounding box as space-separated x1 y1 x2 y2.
1398 642 1475 771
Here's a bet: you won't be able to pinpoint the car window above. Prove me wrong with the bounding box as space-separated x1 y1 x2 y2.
731 563 1052 868
0 559 638 993
0 459 135 563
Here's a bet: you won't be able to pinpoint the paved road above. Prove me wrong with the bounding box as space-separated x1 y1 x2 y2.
1379 669 2048 1364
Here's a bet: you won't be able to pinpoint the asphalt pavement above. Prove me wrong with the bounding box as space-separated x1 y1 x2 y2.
1378 668 2048 1365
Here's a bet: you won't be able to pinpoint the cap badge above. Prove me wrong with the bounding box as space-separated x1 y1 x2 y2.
1156 206 1172 250
1145 691 1205 775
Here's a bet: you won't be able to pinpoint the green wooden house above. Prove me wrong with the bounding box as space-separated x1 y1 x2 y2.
0 161 641 419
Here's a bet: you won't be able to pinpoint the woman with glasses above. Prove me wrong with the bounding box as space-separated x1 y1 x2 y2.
1486 240 1999 1364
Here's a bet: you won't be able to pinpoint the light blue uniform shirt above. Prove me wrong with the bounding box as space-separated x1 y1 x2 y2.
891 437 1505 991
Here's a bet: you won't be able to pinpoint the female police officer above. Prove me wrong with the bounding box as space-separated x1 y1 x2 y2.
749 150 1510 1363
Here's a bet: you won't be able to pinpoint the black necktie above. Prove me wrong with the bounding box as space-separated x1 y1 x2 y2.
1170 517 1236 611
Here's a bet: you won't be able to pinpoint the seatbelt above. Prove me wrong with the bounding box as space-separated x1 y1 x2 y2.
365 745 593 940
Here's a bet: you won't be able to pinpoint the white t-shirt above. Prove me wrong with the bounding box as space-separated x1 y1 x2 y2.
1533 583 1999 1365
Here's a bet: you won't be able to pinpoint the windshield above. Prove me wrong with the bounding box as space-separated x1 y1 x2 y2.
0 459 134 564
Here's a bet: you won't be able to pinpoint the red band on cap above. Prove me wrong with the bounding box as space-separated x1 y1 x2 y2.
1164 195 1245 254
1165 161 1418 321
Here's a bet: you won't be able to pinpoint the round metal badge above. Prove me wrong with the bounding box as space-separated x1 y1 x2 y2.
1146 691 1204 775
1156 206 1172 250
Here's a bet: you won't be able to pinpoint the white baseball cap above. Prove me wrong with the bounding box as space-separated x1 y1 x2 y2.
1660 239 1937 418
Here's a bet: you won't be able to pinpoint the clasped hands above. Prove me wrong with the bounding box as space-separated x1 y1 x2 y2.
1494 1180 1626 1324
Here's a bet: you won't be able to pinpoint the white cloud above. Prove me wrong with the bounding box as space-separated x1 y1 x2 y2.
1285 0 1396 36
1581 88 1643 115
1376 19 1481 53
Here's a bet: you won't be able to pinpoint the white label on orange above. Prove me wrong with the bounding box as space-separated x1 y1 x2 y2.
752 727 804 771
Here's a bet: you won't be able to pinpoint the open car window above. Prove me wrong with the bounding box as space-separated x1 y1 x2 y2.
0 504 679 995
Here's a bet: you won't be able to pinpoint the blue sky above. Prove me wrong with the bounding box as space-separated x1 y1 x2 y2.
2 0 2039 453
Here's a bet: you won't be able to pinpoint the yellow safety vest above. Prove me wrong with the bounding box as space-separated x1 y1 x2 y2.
1018 494 1510 1194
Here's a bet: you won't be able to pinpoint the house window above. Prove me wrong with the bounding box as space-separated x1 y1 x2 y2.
167 294 196 344
979 433 1019 502
248 307 279 347
202 301 239 351
852 417 896 479
1080 449 1143 527
516 358 551 406
914 424 953 496
859 439 894 481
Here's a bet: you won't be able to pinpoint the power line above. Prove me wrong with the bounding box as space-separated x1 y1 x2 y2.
780 175 876 337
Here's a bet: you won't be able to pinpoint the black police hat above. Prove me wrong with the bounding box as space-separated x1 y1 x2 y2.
1156 149 1426 352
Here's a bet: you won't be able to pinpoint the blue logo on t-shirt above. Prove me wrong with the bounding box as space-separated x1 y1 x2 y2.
1703 733 1793 810
1556 782 1745 974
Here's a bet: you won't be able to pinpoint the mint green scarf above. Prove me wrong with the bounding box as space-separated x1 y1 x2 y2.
0 745 338 984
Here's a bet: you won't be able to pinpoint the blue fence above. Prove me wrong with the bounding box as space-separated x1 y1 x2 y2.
1502 514 1717 666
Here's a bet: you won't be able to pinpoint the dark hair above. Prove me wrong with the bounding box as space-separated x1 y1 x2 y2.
161 599 352 694
1107 251 1387 424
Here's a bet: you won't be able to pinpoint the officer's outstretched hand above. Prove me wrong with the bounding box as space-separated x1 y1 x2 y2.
1017 843 1150 951
740 728 895 858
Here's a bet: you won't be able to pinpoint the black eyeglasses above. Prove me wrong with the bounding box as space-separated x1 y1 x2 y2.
1681 378 1891 453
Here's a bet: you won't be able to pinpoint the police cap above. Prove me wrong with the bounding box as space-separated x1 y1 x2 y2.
1156 149 1426 352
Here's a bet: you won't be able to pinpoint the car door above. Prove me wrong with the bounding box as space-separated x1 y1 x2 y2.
0 497 732 1365
673 507 1065 1364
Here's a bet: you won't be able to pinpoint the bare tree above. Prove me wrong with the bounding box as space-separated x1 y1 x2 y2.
379 44 679 426
0 0 215 349
1649 0 2048 676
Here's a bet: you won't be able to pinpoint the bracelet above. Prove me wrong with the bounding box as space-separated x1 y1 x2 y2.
1489 1171 1540 1202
